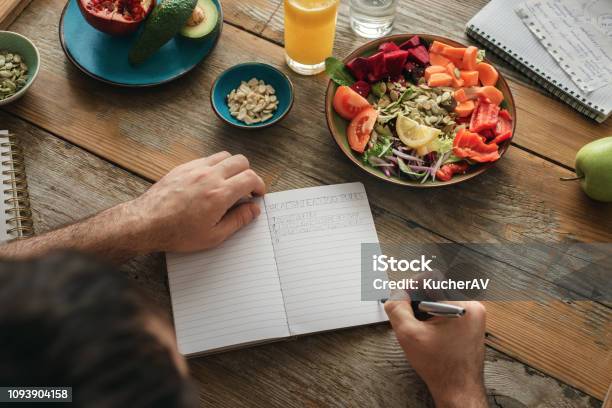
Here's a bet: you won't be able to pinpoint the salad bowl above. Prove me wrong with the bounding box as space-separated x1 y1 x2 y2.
324 34 516 187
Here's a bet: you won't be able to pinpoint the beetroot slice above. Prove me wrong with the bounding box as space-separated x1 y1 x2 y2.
383 50 409 77
407 45 430 65
404 61 417 72
399 35 421 50
366 52 388 82
378 41 400 53
346 57 370 81
350 80 371 98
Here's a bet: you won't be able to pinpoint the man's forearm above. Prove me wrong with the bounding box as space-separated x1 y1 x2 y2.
0 202 155 263
432 380 488 408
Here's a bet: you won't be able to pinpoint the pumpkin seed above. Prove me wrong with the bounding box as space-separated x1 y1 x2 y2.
0 51 28 101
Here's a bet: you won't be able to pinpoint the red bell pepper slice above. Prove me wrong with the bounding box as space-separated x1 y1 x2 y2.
469 100 500 133
494 108 512 137
453 128 500 163
436 162 470 181
480 128 495 140
499 109 512 121
491 131 512 145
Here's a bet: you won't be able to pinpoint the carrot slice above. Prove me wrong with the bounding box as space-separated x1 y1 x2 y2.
454 88 467 102
460 70 479 87
429 40 449 54
429 53 452 67
454 86 484 102
441 46 467 60
445 62 464 88
454 100 475 117
462 46 478 71
475 62 499 86
424 65 446 81
477 86 504 105
427 73 453 87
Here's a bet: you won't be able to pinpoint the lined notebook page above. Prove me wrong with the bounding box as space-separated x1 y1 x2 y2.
166 198 289 355
265 183 387 336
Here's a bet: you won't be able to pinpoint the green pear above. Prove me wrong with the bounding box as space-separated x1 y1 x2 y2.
574 137 612 202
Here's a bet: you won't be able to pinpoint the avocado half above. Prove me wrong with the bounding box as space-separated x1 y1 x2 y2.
129 0 198 65
180 0 218 39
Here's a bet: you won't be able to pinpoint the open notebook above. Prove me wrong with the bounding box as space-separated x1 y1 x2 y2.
166 183 387 356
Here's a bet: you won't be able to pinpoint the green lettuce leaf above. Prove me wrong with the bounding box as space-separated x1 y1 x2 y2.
325 57 355 87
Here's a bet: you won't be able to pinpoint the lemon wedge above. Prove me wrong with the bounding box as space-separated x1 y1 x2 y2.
416 138 441 156
396 114 441 149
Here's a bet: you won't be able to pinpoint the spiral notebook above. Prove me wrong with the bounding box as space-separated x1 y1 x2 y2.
0 130 33 242
166 183 387 356
466 0 612 123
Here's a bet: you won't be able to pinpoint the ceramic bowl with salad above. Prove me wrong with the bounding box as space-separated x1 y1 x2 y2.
324 34 516 187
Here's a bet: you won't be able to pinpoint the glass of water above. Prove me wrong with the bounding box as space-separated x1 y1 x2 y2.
349 0 399 39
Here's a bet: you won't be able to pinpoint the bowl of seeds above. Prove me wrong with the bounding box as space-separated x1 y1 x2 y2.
210 62 294 130
0 31 39 106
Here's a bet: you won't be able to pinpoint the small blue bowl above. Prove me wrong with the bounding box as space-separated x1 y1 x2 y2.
211 63 294 129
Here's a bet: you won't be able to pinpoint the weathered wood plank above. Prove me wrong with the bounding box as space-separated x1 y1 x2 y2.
1 112 601 407
0 0 31 29
259 0 612 169
4 0 612 399
221 0 279 36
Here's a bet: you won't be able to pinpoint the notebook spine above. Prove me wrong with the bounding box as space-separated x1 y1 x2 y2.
2 134 33 239
466 25 607 123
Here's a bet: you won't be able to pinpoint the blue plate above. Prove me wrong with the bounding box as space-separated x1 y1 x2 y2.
59 0 222 87
210 63 294 130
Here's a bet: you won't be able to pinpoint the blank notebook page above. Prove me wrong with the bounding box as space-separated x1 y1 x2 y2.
166 197 289 355
265 183 387 336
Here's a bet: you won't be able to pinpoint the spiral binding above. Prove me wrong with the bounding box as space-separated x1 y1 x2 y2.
1 134 33 239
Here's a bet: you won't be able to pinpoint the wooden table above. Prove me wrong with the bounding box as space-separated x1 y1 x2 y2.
3 0 611 406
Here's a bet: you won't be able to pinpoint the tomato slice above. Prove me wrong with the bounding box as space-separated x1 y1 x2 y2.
453 128 500 162
348 107 377 153
333 85 371 120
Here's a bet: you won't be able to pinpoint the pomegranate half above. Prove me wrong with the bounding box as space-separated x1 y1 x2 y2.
78 0 155 36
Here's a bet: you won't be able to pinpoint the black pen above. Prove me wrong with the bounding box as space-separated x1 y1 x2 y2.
380 299 465 320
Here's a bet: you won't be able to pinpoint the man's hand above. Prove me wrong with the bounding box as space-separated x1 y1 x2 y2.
128 151 265 253
384 298 488 408
0 152 266 262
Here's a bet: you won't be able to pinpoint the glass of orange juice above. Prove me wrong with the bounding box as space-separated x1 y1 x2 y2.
284 0 340 75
